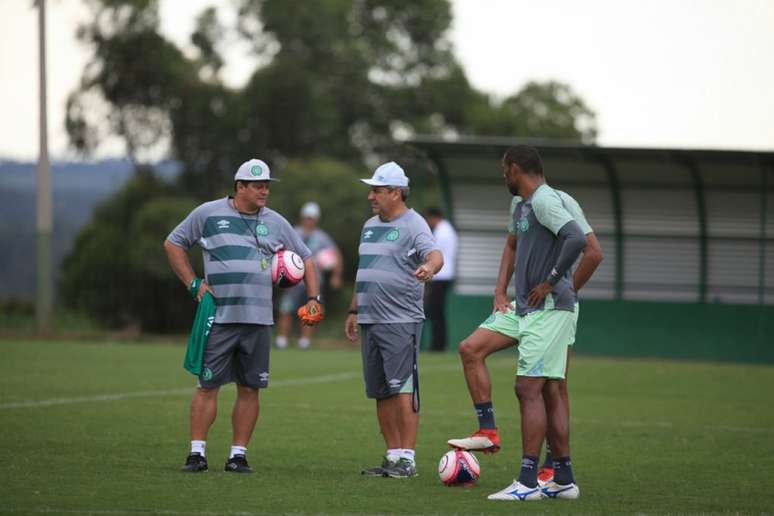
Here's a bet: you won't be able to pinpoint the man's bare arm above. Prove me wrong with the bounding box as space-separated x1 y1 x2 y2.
493 233 517 312
573 232 604 292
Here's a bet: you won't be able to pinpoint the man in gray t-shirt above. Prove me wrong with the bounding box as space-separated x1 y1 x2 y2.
344 161 443 479
165 158 321 474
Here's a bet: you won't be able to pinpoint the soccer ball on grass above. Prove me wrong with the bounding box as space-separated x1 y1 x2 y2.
438 449 480 487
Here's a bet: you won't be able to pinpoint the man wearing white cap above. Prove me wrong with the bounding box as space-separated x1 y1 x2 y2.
276 201 343 350
165 158 322 474
345 161 444 478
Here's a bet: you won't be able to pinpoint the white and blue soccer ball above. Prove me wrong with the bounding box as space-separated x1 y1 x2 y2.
438 449 480 486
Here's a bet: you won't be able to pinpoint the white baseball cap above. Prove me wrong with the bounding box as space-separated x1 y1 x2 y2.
300 201 321 219
360 161 409 187
234 159 279 182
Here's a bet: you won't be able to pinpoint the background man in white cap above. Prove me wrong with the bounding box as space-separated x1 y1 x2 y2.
345 161 443 478
276 201 343 350
165 158 322 474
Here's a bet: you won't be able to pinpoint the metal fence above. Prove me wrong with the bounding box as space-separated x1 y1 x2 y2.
408 137 774 305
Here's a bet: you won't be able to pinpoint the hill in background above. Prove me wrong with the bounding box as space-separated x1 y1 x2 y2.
0 159 180 301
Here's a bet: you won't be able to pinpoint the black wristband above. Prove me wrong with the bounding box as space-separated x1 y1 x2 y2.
307 295 321 303
347 309 358 315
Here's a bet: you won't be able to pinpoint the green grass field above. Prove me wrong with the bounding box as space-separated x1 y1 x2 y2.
1 339 773 515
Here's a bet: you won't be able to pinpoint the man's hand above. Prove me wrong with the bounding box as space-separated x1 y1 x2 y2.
493 291 512 313
196 281 215 302
527 282 553 307
344 313 359 342
414 263 434 282
297 300 324 326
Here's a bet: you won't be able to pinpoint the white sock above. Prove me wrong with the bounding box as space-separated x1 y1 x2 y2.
386 448 401 462
275 336 288 349
400 449 416 463
298 337 311 349
190 440 206 457
230 445 247 459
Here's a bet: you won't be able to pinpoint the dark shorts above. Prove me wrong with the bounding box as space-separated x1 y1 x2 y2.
360 322 422 400
198 323 271 390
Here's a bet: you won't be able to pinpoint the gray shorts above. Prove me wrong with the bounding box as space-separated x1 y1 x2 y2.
199 323 271 390
360 322 422 401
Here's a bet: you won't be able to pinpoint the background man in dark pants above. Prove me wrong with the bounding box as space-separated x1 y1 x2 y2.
424 207 458 352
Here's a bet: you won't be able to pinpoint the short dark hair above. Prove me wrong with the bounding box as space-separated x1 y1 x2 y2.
503 145 544 175
425 207 443 218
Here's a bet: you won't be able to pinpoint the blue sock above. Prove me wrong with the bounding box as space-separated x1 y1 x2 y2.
553 456 575 485
542 443 553 468
474 401 496 429
518 455 539 488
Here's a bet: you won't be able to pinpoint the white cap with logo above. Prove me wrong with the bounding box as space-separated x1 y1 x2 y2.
360 161 409 187
234 159 280 182
300 201 321 219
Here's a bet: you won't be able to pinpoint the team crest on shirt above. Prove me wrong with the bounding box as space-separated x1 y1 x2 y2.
202 367 214 381
256 223 269 236
518 217 529 233
385 229 400 241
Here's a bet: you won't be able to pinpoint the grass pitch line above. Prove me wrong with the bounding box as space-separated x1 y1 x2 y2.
0 364 463 411
0 510 266 515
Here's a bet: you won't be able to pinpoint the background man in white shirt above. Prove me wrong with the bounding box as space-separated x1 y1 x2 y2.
424 207 458 352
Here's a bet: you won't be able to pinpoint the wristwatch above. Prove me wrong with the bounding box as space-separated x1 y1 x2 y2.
307 295 322 303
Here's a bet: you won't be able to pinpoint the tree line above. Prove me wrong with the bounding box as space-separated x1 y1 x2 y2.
61 0 598 332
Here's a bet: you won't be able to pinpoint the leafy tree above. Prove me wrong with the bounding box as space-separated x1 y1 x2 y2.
62 0 600 331
68 0 598 186
60 170 200 331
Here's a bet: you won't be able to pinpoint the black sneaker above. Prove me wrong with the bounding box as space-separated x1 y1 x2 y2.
361 457 396 477
383 458 418 478
180 453 208 472
224 454 253 473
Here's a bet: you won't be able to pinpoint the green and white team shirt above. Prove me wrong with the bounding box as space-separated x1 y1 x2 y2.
167 197 311 325
508 185 592 316
355 209 439 323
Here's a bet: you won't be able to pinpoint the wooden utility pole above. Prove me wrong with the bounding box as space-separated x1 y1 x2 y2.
36 0 53 332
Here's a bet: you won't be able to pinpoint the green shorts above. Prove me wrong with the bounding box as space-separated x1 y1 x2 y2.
479 303 578 379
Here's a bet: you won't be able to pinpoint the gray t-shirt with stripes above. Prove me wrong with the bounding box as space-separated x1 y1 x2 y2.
167 197 311 325
355 208 439 324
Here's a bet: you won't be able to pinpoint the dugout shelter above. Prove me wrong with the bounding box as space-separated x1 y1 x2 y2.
404 136 774 363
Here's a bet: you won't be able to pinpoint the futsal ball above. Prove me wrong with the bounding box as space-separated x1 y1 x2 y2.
271 250 305 288
438 450 480 487
315 247 338 271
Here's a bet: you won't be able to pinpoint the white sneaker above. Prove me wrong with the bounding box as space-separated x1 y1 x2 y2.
541 480 580 499
275 337 288 349
487 480 543 501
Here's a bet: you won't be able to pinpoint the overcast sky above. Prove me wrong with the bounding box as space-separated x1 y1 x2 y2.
1 0 773 160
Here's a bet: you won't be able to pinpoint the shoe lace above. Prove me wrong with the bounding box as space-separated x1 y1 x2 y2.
186 454 204 465
230 455 248 466
396 458 414 470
